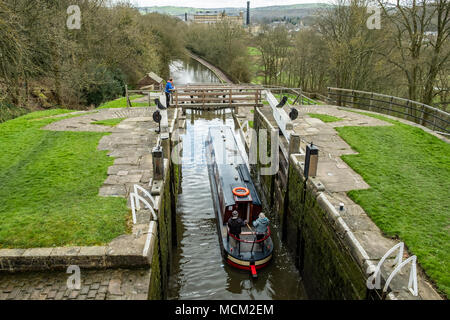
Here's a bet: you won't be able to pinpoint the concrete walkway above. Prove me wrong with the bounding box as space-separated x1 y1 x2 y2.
288 105 442 299
292 105 389 192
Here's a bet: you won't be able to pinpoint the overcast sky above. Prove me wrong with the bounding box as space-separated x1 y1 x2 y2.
132 0 330 9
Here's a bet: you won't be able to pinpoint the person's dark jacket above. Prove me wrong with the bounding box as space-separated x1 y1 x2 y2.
228 217 245 236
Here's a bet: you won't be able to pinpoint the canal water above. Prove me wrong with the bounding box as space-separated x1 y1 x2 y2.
169 58 221 86
167 58 307 300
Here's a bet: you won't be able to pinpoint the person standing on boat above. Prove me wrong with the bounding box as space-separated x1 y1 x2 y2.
227 211 247 253
253 213 270 248
165 78 175 107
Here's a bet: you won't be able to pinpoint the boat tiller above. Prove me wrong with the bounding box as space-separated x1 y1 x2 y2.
250 264 257 279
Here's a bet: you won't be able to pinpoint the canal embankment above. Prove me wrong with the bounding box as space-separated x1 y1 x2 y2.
187 52 234 84
0 103 182 300
240 102 444 300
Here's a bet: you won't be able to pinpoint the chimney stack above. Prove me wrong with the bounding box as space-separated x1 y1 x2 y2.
246 1 250 25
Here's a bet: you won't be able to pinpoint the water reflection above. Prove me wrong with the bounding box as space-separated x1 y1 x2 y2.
168 110 307 300
170 58 221 85
167 58 306 300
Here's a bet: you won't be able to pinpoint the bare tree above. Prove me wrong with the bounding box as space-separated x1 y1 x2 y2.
317 0 385 91
256 25 291 85
376 0 450 105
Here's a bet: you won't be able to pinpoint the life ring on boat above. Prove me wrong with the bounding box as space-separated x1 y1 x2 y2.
233 187 250 197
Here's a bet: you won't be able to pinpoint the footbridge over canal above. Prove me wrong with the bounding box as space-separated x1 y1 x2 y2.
172 84 264 110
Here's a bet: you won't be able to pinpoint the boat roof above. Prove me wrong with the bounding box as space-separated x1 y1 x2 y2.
208 126 261 207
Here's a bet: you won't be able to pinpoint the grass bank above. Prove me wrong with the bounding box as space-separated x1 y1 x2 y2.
336 113 450 297
0 110 129 248
97 95 152 109
308 113 341 123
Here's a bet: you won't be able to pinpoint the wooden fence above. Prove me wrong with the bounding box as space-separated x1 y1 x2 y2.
173 84 263 109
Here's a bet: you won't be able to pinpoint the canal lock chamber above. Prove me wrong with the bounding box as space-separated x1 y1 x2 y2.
157 58 375 300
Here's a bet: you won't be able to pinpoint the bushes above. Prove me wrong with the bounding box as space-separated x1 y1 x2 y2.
81 66 126 107
0 102 29 123
0 1 186 111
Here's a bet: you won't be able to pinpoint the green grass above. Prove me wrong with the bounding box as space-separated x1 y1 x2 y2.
336 114 450 298
248 46 264 84
97 95 151 109
249 120 254 128
0 110 129 248
307 113 342 123
248 46 262 56
92 118 125 127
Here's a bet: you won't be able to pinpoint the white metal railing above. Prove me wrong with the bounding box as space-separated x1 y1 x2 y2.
133 184 156 209
130 184 157 223
384 255 418 296
366 242 418 297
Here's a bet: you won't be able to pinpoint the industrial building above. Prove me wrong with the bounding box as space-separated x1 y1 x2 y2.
193 11 245 25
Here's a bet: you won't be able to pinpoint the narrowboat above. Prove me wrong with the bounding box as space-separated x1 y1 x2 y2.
206 126 273 278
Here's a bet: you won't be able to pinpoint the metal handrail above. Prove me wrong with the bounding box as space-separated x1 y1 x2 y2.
383 255 418 296
328 87 448 115
134 184 156 209
366 242 404 290
130 184 158 224
228 226 271 244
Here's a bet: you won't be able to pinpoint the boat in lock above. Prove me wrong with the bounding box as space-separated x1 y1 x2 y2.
206 126 273 278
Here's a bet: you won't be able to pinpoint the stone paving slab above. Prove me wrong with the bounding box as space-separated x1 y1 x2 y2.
288 106 390 193
0 268 150 300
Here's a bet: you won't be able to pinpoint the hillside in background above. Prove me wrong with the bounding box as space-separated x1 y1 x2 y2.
138 3 330 23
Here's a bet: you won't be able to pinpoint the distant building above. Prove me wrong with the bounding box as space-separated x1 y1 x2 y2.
193 11 244 25
424 31 438 37
137 72 163 90
248 24 262 35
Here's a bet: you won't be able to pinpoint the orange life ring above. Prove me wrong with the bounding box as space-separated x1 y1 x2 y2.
233 187 250 197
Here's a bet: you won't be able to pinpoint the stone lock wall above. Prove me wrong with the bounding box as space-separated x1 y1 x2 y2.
253 109 288 225
286 162 368 299
253 108 368 300
152 141 181 300
148 234 162 300
253 109 276 210
150 128 181 300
